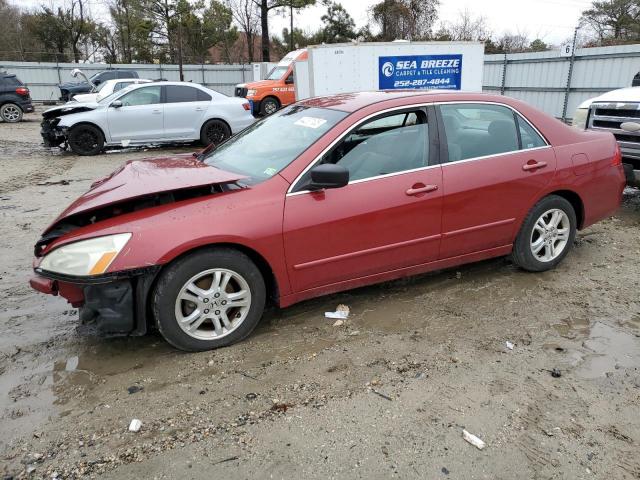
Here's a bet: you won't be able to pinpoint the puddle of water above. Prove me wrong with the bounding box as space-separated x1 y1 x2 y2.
550 317 640 380
552 317 590 338
576 322 640 379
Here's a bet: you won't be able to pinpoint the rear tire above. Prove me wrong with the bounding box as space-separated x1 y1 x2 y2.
200 119 231 146
67 124 104 156
260 97 279 116
153 248 266 352
512 195 577 272
0 103 23 123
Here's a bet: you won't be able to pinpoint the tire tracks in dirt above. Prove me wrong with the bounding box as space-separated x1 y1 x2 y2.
0 141 76 193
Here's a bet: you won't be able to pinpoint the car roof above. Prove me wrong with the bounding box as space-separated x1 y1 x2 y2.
296 90 518 113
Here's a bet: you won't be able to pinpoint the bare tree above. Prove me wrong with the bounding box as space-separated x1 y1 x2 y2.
436 8 491 41
371 0 439 41
228 0 260 62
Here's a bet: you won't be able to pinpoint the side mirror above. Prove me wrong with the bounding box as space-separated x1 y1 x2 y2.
307 164 349 190
285 75 294 85
111 100 123 108
94 79 102 85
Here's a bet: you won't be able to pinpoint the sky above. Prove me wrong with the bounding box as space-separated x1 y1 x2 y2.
14 0 595 45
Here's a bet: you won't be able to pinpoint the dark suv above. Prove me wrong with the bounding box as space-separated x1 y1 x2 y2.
0 73 34 123
58 69 139 101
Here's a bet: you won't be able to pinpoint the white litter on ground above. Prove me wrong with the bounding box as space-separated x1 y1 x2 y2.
325 304 349 319
463 429 486 450
128 419 142 432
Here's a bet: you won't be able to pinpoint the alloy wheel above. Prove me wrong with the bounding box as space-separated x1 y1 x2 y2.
2 105 21 122
264 101 277 115
530 208 571 262
174 268 252 340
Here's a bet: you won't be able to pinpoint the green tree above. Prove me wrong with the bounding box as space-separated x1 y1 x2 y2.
581 0 640 42
316 1 356 43
529 38 549 52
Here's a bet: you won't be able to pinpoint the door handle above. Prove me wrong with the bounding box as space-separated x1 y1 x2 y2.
195 107 204 112
522 160 547 171
406 184 438 196
152 109 162 114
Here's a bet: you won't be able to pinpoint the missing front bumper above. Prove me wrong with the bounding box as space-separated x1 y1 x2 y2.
31 267 160 337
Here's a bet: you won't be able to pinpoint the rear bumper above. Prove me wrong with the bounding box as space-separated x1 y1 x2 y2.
30 266 160 337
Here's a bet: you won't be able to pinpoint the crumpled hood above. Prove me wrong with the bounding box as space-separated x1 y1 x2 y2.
43 102 101 119
48 156 246 231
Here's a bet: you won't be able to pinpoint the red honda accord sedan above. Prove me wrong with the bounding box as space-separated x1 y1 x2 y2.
30 91 625 351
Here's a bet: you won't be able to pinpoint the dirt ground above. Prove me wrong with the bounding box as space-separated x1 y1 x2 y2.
1 109 639 480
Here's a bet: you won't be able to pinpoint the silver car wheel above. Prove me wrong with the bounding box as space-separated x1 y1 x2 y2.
174 268 252 340
264 101 277 115
530 208 570 262
2 104 21 122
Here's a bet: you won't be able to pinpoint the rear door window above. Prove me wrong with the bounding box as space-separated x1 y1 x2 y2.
165 85 201 103
517 116 547 149
439 104 521 162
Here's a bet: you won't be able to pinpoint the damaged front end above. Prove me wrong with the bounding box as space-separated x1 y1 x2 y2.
41 104 96 148
30 156 247 337
41 116 68 148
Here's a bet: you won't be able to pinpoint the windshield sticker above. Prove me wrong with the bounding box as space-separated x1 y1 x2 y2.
294 117 327 129
263 167 277 176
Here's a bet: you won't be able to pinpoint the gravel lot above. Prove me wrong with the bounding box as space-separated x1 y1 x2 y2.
1 109 639 479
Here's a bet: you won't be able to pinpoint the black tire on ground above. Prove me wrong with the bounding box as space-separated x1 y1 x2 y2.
0 103 23 123
260 97 280 116
152 248 266 352
512 194 577 272
200 119 231 146
67 124 104 156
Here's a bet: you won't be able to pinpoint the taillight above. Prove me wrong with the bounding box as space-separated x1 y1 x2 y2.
15 87 29 96
242 103 250 111
612 144 622 166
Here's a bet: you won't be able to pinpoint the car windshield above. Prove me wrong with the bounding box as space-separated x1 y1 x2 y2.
203 105 347 184
266 66 289 80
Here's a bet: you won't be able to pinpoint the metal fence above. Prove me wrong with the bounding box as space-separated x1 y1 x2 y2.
3 43 640 120
483 44 640 122
0 61 253 101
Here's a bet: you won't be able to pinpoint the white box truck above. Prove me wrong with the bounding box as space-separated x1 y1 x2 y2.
294 41 484 101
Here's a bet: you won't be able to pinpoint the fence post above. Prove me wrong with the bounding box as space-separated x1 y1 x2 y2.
500 53 508 95
201 63 205 85
159 62 163 80
562 27 579 123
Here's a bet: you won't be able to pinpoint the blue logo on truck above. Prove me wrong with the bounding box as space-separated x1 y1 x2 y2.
379 54 463 90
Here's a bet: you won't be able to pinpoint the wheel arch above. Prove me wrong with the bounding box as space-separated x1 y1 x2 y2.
200 117 232 136
68 121 107 143
151 241 281 309
544 189 585 229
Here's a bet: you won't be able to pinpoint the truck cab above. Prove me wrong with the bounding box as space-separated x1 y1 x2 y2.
574 86 640 186
235 49 307 116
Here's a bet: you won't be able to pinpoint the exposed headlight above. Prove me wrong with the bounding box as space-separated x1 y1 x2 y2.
246 89 257 97
39 233 131 276
572 108 589 129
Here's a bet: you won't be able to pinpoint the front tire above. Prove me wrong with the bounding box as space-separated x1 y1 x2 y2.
512 195 577 272
200 119 231 146
1 103 23 123
260 97 279 116
152 249 266 352
67 124 104 156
